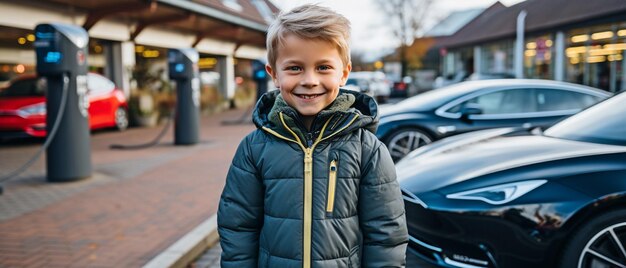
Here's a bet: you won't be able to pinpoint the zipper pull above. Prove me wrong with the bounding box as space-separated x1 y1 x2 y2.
304 148 313 174
326 160 338 213
306 132 313 147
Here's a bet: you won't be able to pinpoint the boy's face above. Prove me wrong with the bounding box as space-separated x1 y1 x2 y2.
266 35 351 117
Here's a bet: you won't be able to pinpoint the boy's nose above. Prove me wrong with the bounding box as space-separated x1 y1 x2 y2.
300 72 320 88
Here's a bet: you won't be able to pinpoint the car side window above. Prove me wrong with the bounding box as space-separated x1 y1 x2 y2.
535 88 600 111
452 88 536 114
87 74 115 97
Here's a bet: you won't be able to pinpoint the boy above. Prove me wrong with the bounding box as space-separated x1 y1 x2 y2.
218 4 408 268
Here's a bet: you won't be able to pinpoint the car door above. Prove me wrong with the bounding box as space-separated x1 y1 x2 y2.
445 88 539 134
87 74 115 128
529 87 605 129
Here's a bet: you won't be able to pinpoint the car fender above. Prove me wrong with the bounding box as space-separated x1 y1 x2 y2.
559 191 626 231
113 90 127 105
377 122 436 144
554 163 626 235
377 113 435 139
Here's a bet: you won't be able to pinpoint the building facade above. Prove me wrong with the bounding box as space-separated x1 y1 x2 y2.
0 0 278 113
439 0 626 92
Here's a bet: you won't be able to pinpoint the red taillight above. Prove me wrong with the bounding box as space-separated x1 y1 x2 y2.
395 82 407 91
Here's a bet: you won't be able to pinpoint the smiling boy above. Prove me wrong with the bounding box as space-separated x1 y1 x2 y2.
217 4 408 268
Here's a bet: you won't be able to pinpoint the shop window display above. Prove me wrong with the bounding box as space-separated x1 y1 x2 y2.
198 54 225 115
524 35 553 80
565 23 625 92
480 40 514 76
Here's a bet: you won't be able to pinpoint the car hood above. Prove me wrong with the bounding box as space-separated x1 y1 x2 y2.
396 131 626 194
0 97 45 111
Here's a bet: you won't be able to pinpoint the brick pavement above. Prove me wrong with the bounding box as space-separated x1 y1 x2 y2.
0 108 255 267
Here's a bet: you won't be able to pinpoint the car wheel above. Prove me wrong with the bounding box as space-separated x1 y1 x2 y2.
560 208 626 268
115 107 129 131
385 128 432 162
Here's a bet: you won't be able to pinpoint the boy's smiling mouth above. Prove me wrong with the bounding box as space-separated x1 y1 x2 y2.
295 93 325 99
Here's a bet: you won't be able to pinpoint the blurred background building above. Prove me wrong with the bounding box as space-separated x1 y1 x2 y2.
425 0 626 93
0 0 278 122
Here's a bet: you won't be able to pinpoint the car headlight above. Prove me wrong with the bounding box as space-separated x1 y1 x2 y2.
446 180 547 205
17 103 46 117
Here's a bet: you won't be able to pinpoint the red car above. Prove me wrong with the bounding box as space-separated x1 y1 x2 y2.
0 73 129 138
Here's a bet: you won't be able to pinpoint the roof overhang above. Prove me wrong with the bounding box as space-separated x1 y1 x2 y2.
25 0 269 48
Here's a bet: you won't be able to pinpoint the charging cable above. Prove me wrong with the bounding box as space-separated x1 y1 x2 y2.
0 74 70 193
109 104 176 150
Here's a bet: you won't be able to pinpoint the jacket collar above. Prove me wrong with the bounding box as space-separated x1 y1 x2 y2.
253 89 379 145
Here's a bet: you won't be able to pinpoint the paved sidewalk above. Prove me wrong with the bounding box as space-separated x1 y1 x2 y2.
0 108 254 267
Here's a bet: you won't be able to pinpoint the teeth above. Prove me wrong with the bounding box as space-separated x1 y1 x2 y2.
298 94 321 99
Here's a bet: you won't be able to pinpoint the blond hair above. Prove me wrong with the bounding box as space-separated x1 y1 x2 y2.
266 4 351 69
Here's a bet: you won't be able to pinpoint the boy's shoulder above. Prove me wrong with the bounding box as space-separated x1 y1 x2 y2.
328 125 384 153
241 128 290 147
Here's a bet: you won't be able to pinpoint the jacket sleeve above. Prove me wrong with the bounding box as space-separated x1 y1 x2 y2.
359 142 409 268
218 135 264 268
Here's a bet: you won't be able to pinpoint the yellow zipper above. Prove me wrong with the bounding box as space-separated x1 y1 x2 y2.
262 112 359 268
326 160 337 213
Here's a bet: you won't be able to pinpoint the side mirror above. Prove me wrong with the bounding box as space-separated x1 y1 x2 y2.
530 126 544 135
460 103 483 119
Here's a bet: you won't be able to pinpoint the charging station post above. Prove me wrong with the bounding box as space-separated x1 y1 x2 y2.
34 23 92 182
252 59 268 102
168 48 200 145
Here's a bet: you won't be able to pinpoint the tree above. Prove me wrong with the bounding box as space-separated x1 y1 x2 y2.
350 51 371 72
374 0 433 77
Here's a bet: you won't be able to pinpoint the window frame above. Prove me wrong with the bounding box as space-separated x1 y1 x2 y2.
436 84 607 120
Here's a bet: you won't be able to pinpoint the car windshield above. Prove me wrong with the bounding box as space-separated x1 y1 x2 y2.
0 78 43 97
544 92 626 146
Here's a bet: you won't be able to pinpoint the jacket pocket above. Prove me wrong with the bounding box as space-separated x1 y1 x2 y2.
348 245 360 268
326 159 338 214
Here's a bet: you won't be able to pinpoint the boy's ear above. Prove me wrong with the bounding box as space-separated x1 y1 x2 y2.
340 62 352 86
265 64 278 84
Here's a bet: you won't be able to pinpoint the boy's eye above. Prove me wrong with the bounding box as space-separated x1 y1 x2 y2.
286 66 302 71
318 65 332 71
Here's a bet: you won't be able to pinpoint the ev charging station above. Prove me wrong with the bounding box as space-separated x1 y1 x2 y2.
34 23 92 182
168 48 200 145
252 59 268 102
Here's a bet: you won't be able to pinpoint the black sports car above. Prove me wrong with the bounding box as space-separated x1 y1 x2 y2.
376 79 610 162
397 92 626 268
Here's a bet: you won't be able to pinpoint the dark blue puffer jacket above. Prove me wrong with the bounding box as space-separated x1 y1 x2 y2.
218 89 408 268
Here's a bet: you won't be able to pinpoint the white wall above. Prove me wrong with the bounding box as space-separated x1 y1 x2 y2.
0 49 35 64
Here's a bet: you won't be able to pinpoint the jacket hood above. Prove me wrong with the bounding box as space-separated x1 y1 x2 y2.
253 89 379 143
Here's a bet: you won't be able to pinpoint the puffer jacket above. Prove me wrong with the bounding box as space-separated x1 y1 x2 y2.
218 89 408 268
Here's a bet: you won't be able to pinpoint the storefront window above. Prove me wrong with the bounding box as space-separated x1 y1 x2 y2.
524 34 553 79
617 22 626 92
88 39 107 75
233 58 256 106
198 54 223 114
480 39 514 75
0 26 36 86
443 47 473 79
565 23 624 92
130 45 171 124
